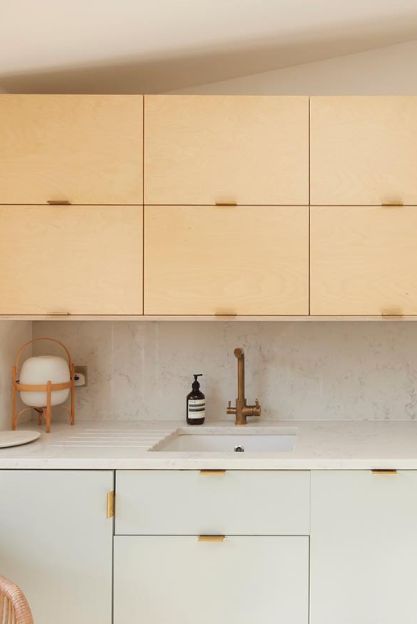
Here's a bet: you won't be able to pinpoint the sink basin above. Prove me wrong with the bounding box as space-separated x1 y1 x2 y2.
151 428 296 453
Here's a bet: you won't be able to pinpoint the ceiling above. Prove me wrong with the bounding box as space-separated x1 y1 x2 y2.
2 0 417 93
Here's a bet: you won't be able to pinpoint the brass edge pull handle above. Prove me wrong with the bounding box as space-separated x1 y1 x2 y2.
47 200 71 205
214 310 237 317
200 469 226 476
381 307 403 317
106 491 115 518
381 200 403 207
371 469 398 474
215 201 237 206
49 312 71 316
198 535 226 543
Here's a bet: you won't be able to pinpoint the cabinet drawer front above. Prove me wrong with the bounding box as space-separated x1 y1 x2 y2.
115 470 310 535
144 95 309 205
114 536 309 624
311 96 417 205
0 95 143 204
311 206 417 315
144 205 309 315
0 205 143 315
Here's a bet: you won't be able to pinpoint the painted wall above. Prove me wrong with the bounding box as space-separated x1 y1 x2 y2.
0 321 32 429
172 39 417 95
32 321 417 423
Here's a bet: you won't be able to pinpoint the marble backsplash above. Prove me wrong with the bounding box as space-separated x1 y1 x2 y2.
30 321 417 423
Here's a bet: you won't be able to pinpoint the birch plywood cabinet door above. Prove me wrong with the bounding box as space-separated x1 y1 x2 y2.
310 206 417 315
144 205 309 315
311 96 417 205
0 95 143 204
0 205 143 315
144 95 309 205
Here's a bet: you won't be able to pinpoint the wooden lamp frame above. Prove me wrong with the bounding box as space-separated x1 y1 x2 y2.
11 337 76 433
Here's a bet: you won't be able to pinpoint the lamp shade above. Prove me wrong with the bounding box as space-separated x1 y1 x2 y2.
19 355 70 407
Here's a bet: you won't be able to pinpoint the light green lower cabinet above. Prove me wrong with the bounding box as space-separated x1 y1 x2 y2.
0 470 113 624
310 470 417 624
114 535 309 624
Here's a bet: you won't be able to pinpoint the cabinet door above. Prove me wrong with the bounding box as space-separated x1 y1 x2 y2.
144 95 309 205
311 96 417 205
114 536 309 624
0 205 142 315
144 205 309 315
0 95 143 204
311 471 417 624
310 206 417 315
0 470 113 624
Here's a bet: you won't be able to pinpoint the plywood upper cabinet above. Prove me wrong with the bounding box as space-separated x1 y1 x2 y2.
0 205 143 315
310 206 417 315
144 205 309 315
144 95 309 205
311 96 417 205
0 95 143 204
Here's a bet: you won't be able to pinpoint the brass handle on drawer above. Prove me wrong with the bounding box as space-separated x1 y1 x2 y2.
215 201 237 206
200 470 226 476
381 199 403 206
381 307 403 317
198 535 225 543
214 310 237 318
47 200 71 205
371 469 397 474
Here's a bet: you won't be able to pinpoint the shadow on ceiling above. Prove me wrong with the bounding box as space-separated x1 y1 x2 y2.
2 14 417 93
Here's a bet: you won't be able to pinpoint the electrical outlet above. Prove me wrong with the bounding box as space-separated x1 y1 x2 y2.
74 366 88 387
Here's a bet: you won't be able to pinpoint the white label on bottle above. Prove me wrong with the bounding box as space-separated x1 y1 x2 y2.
188 399 205 420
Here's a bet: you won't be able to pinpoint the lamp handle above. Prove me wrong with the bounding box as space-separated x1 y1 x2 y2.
15 337 74 376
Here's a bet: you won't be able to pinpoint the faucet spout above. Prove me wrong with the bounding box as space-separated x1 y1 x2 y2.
234 348 245 405
227 347 262 426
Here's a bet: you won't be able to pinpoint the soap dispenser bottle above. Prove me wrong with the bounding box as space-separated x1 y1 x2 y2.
186 374 205 425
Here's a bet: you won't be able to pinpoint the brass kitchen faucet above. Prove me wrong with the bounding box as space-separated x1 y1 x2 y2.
227 348 261 425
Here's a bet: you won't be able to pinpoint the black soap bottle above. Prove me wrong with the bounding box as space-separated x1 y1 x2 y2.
186 374 205 425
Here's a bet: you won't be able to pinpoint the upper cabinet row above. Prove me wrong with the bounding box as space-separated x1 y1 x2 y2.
2 95 417 206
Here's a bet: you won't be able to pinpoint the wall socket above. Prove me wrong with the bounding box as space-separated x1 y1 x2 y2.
74 366 88 388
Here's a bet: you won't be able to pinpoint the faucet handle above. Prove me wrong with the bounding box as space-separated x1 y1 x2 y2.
226 400 236 415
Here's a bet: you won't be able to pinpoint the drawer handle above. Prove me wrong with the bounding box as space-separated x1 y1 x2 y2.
200 470 226 476
371 469 397 474
47 199 71 205
381 200 403 207
215 201 237 206
198 535 226 543
381 307 403 317
214 310 237 317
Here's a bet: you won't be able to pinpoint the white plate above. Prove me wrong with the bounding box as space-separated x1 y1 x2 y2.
0 430 41 449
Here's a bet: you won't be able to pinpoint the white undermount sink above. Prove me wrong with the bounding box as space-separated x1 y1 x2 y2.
151 427 296 453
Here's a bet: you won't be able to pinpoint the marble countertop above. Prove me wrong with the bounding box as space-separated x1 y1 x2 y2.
1 420 417 469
